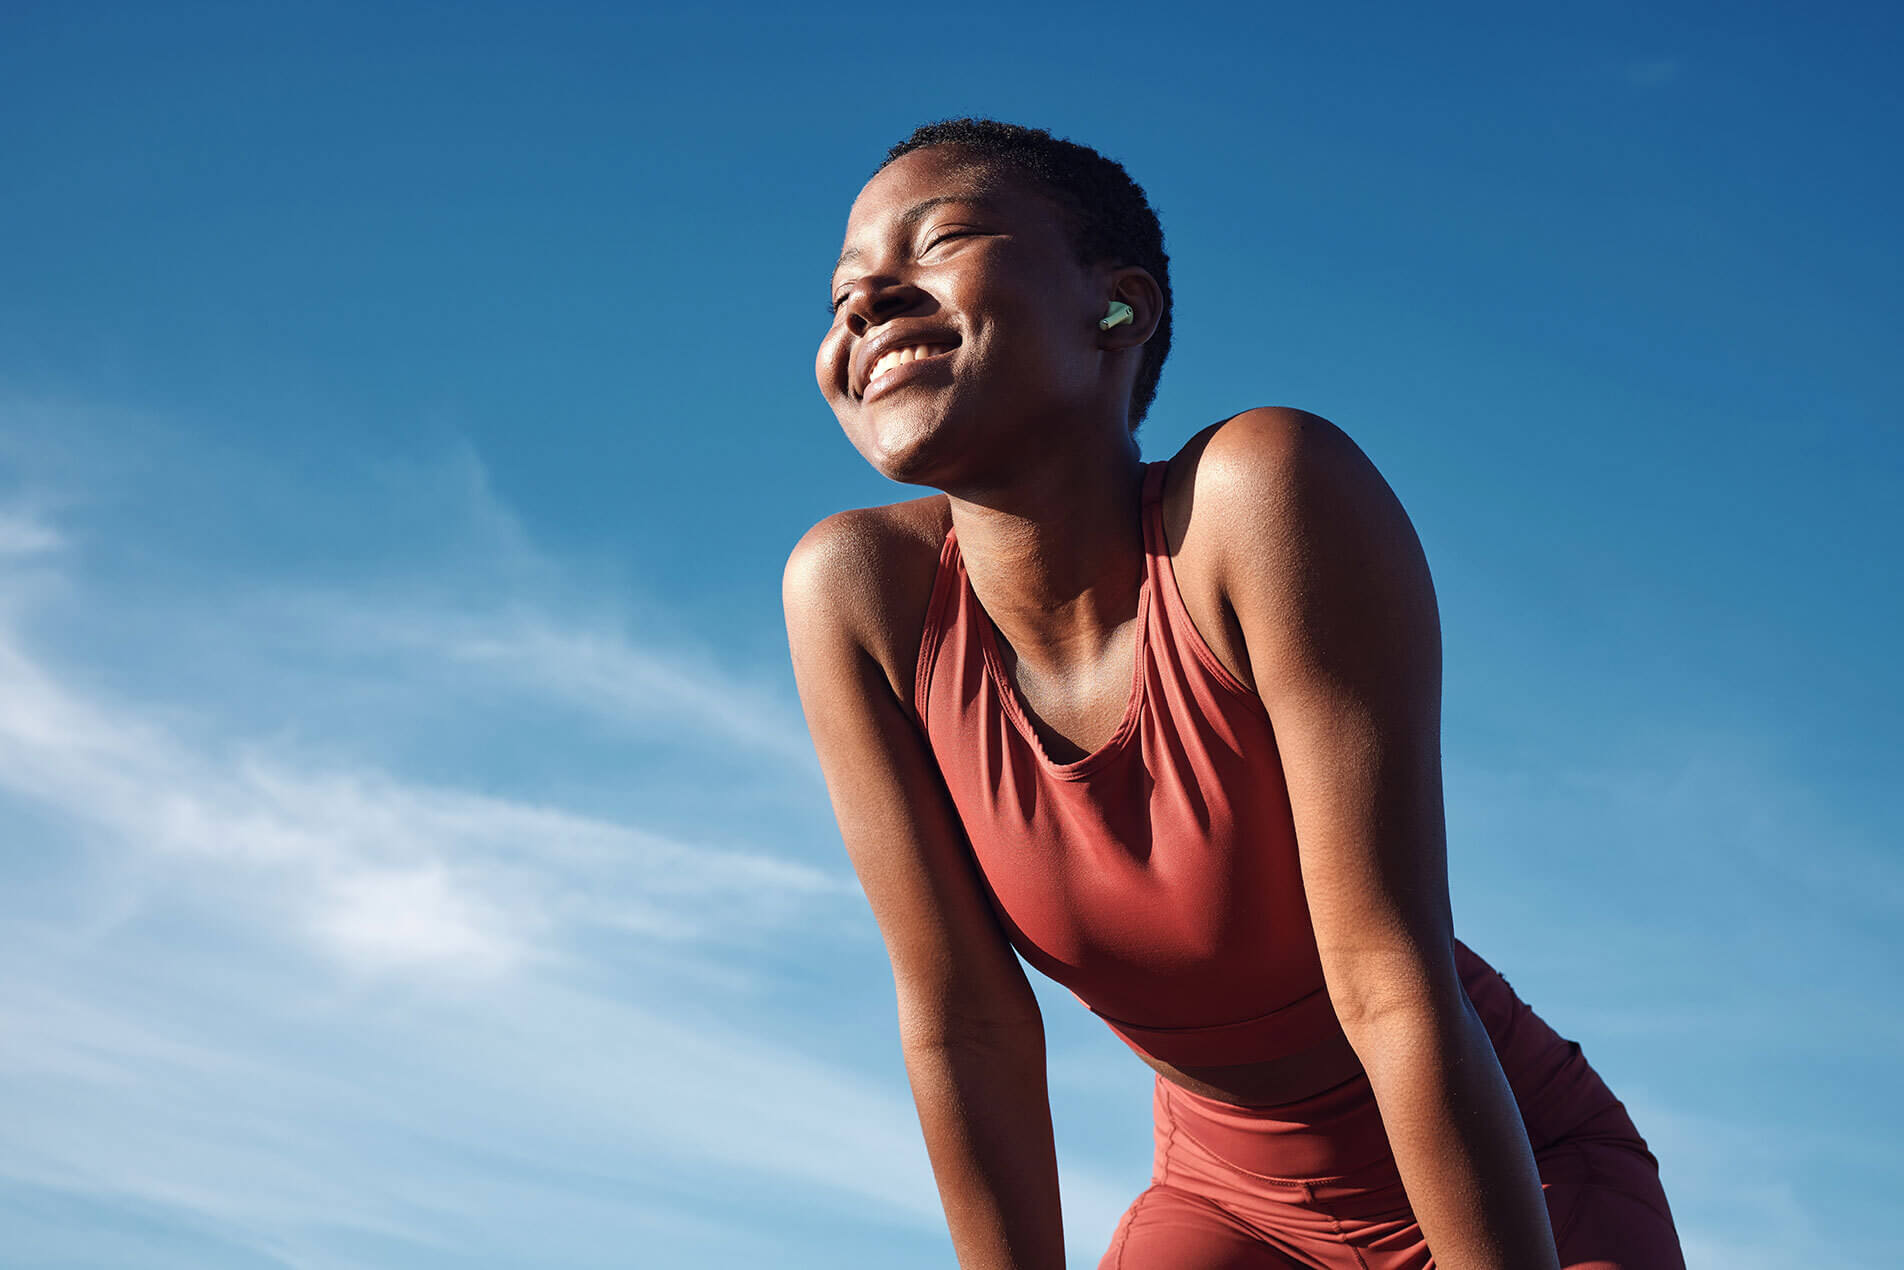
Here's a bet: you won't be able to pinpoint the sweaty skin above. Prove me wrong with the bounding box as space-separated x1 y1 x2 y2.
787 144 1562 1270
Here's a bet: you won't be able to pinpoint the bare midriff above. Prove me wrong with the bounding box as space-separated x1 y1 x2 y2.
1141 1026 1365 1108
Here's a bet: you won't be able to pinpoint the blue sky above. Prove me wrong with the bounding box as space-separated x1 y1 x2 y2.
2 2 1898 1266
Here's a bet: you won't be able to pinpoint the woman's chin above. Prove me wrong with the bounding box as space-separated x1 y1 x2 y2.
852 405 966 487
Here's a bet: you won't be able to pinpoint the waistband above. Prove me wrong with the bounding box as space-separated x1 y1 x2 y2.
1152 951 1633 1182
1093 984 1344 1067
1156 1069 1392 1181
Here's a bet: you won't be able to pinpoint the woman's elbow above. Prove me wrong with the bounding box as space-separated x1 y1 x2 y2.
894 982 1045 1058
1325 954 1471 1054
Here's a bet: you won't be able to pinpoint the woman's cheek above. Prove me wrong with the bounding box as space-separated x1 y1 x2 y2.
814 332 845 401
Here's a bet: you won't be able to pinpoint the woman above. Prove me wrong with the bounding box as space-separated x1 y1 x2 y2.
784 118 1683 1270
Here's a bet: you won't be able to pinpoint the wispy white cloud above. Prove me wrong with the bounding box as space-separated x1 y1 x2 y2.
0 611 847 979
337 604 818 766
0 399 843 976
0 505 62 556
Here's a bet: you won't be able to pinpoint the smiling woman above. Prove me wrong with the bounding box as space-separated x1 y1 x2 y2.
784 119 1685 1270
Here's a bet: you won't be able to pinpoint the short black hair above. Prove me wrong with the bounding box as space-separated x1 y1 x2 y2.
880 118 1172 429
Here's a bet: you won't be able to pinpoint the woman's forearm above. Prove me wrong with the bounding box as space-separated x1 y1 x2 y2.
899 1018 1066 1270
1351 996 1561 1270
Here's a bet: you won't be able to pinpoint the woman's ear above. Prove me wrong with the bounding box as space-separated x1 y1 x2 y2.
1098 266 1164 348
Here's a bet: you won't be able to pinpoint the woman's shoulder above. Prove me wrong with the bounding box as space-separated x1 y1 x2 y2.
1166 406 1412 552
1169 406 1376 501
782 493 952 706
1158 407 1423 689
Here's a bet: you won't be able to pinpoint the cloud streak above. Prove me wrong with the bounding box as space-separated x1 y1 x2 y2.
0 612 848 978
0 506 62 556
340 604 819 767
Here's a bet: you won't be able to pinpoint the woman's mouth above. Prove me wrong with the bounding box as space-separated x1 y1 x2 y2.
861 343 957 403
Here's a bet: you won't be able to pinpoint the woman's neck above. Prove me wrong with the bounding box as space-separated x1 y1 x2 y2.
944 441 1148 672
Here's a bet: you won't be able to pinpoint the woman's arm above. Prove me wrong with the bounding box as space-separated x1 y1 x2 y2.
784 510 1067 1270
1208 408 1562 1270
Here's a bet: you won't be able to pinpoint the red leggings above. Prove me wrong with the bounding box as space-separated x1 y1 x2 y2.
1100 956 1685 1269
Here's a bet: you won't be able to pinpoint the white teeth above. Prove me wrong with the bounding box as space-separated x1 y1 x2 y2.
865 344 950 393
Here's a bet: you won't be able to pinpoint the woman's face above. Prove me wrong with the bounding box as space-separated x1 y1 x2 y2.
816 146 1109 486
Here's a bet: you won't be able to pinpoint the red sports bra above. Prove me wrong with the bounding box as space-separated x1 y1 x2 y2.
914 460 1344 1067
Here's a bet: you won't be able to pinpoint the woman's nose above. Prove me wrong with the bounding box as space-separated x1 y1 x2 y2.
840 277 922 337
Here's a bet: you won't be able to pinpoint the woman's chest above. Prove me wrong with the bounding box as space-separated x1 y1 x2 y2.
939 709 1320 1008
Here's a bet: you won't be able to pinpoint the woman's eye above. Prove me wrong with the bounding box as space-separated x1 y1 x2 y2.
827 232 979 316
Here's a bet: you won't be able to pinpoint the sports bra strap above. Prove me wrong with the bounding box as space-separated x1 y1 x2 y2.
1142 458 1169 505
